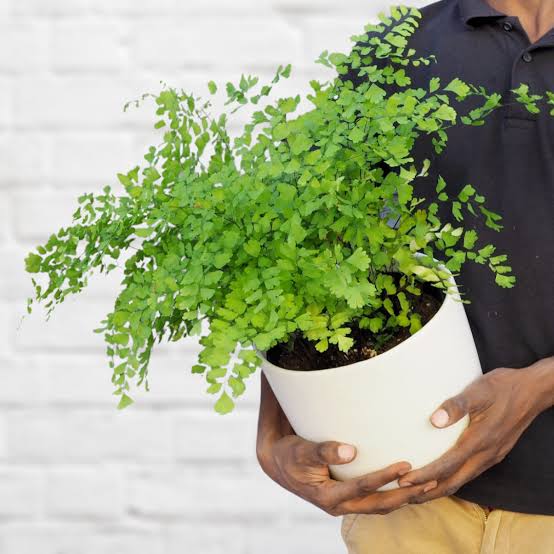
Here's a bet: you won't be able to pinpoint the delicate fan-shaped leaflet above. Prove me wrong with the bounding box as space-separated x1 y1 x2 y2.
25 5 551 413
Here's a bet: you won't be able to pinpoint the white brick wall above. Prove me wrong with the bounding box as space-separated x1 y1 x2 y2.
0 1 429 552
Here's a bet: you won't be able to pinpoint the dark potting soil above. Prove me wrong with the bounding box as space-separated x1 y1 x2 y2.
266 280 445 371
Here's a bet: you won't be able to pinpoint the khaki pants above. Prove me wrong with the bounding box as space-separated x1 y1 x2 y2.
341 495 554 554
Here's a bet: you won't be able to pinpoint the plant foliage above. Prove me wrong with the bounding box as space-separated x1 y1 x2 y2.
24 6 551 413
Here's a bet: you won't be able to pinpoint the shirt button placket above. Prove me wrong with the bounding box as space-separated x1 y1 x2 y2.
509 44 537 119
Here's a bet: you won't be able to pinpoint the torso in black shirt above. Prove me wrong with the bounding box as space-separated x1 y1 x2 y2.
348 0 554 515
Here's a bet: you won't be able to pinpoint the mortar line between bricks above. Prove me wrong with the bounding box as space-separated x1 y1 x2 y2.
0 404 259 413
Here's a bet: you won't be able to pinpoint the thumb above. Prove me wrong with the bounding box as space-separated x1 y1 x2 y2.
431 393 470 428
311 441 357 466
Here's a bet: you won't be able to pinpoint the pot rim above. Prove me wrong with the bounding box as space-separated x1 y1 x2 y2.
257 259 462 375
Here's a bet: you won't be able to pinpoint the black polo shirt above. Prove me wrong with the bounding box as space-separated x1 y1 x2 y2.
346 0 554 515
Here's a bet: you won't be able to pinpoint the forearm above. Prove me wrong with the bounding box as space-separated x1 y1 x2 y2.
525 355 554 413
256 373 295 467
257 373 282 455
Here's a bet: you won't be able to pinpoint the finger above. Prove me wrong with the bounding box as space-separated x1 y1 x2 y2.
337 481 437 515
430 379 489 429
301 440 358 467
327 461 412 505
409 451 492 504
398 436 480 486
431 393 471 428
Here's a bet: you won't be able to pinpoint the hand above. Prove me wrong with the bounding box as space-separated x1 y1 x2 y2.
398 361 553 502
257 373 437 516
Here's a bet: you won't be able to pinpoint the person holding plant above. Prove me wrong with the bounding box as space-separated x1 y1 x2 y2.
23 0 553 550
256 0 554 551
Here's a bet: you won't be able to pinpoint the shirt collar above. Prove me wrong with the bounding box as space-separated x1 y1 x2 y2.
459 0 505 26
459 0 554 44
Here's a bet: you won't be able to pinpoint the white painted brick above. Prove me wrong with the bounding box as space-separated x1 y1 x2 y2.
166 521 345 554
92 0 272 16
178 0 273 16
272 0 361 11
15 295 115 351
0 524 165 554
0 305 10 356
0 78 12 128
300 16 372 66
0 192 12 243
166 523 247 554
13 191 81 242
0 133 48 188
12 187 143 247
41 345 204 407
16 285 190 352
272 0 427 13
39 341 258 408
130 19 302 70
174 410 257 462
6 410 173 462
90 0 178 15
0 0 10 19
0 247 34 302
45 132 134 187
13 77 158 130
42 355 116 406
50 22 125 73
11 0 89 17
0 469 42 517
130 351 213 406
45 467 123 518
0 417 6 459
129 465 322 518
245 519 344 554
0 23 48 73
0 357 41 406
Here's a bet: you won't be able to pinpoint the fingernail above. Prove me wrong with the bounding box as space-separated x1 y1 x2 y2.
338 445 355 461
423 481 438 493
431 409 449 428
398 466 411 476
399 481 413 488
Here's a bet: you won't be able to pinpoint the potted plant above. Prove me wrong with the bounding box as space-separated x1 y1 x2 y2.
24 6 550 486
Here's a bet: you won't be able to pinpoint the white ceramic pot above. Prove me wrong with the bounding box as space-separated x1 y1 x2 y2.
258 271 482 490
